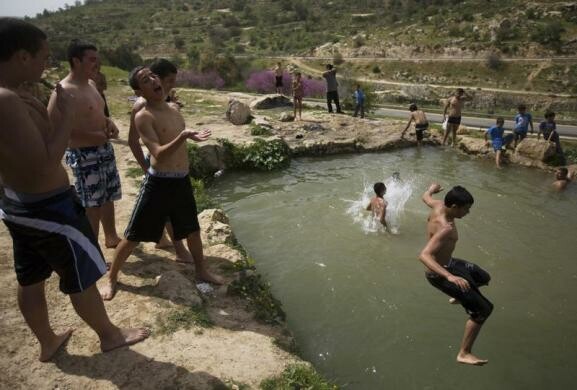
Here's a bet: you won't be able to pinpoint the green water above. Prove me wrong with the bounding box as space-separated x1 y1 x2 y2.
209 148 577 389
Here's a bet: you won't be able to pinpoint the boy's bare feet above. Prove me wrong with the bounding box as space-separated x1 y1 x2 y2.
457 352 488 366
155 233 172 249
39 329 74 362
196 269 224 285
105 237 122 249
101 327 150 353
99 279 118 301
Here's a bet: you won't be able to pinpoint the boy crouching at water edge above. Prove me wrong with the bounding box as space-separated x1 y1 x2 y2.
366 182 389 232
485 117 514 168
99 66 223 301
401 103 429 147
420 184 493 366
0 18 149 361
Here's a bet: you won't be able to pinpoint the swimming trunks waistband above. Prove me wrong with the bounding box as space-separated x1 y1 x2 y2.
415 122 429 130
147 167 189 178
3 186 71 204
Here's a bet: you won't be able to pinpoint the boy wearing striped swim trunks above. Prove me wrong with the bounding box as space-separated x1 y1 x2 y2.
48 39 122 249
0 19 148 362
99 66 223 301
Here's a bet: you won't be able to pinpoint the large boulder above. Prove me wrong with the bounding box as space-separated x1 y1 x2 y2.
204 244 244 264
250 94 293 109
197 143 226 173
457 137 491 156
155 271 203 306
198 209 235 245
514 138 556 162
279 112 295 122
226 99 252 125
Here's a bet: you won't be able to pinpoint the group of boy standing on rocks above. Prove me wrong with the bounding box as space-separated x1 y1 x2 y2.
0 18 573 371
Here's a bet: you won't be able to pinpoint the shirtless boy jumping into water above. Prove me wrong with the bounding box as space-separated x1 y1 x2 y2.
0 18 148 361
419 183 493 366
100 66 222 300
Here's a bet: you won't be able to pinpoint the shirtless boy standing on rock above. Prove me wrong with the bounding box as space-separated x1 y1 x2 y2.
419 183 493 366
48 40 122 249
100 66 222 300
0 18 148 362
442 88 471 147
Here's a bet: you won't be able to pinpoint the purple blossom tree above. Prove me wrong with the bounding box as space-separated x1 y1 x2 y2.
176 70 225 89
245 70 325 98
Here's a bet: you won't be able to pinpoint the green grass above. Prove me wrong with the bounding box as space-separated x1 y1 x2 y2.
260 364 338 390
156 305 214 335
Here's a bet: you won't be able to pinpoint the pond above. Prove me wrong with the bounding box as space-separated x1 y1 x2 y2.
209 147 577 389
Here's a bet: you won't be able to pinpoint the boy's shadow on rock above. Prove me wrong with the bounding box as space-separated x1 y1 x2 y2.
54 348 227 389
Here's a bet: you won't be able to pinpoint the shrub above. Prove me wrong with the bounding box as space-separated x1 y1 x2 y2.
372 65 381 74
250 124 273 136
333 51 345 65
260 364 338 390
245 70 324 98
486 52 503 70
156 305 214 335
177 70 225 89
219 138 291 171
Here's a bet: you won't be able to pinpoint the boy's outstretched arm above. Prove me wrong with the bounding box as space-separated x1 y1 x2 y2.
422 183 444 208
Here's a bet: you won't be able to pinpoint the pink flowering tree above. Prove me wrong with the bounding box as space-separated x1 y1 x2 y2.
176 70 225 89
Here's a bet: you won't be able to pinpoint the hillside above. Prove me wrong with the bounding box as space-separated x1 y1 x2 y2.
29 0 577 62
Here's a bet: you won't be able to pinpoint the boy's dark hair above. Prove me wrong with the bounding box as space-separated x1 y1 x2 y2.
128 65 146 90
557 167 568 177
496 117 504 124
409 103 418 111
149 58 177 79
518 104 526 110
326 64 333 70
545 110 555 119
0 18 47 62
374 182 386 196
456 88 464 94
444 186 474 207
67 39 97 67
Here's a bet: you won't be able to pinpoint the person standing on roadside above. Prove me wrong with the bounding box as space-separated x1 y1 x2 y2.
322 64 343 114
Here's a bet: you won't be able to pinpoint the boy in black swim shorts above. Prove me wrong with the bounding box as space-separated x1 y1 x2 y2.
99 66 223 301
401 103 429 147
419 183 493 366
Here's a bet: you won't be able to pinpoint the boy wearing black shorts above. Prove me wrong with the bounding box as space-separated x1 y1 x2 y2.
419 183 493 366
100 66 222 300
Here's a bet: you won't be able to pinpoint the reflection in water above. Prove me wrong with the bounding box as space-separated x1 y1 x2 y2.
345 172 415 234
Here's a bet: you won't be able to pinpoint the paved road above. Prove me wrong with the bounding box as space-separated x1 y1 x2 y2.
375 107 577 138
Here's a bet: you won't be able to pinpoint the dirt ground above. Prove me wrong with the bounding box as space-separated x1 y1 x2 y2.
0 119 300 390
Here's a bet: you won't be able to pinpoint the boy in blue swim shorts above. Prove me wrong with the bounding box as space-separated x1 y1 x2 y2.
485 117 514 168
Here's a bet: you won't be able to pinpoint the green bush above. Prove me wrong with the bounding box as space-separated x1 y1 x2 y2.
156 305 214 335
250 124 273 137
219 138 291 171
260 364 338 390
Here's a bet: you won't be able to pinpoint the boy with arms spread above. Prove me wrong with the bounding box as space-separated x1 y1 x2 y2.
128 58 191 261
0 18 148 361
100 66 222 300
442 88 471 147
48 39 122 249
366 182 388 231
420 184 493 366
401 103 429 147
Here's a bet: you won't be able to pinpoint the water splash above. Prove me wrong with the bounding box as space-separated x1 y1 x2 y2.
345 172 415 234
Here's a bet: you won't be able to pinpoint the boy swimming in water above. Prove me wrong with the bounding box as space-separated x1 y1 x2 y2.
552 167 574 191
366 182 388 231
420 183 493 366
